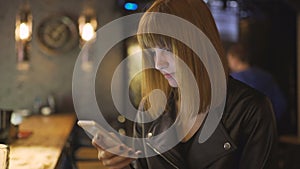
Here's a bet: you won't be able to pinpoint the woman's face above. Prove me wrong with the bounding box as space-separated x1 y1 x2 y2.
153 48 178 87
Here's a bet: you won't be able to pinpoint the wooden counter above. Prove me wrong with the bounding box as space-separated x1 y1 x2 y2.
9 113 76 169
280 135 300 145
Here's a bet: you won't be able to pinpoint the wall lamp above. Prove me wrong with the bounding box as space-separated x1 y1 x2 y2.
78 13 97 45
78 11 97 72
15 5 32 70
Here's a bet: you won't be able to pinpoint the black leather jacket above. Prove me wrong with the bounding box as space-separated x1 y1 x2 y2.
133 77 277 169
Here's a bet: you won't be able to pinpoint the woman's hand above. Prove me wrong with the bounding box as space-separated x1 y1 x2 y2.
92 133 139 169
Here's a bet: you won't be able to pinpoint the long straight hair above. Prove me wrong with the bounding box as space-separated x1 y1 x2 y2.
137 0 228 121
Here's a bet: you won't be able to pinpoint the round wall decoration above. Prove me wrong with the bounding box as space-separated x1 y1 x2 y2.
37 15 78 55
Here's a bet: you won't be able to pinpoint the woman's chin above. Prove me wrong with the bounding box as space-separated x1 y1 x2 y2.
168 81 178 88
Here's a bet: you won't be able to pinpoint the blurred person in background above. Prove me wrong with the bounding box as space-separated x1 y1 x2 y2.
227 43 287 125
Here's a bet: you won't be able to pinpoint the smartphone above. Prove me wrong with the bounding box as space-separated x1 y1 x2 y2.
77 120 123 148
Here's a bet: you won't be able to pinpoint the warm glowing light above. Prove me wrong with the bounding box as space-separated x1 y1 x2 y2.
81 23 95 41
128 44 142 56
127 44 143 78
19 23 30 40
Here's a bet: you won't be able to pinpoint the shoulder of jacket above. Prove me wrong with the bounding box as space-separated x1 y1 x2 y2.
224 77 275 125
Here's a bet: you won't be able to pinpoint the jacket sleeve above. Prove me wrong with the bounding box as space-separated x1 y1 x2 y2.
239 95 278 169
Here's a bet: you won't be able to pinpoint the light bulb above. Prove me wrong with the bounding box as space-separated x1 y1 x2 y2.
81 23 95 41
19 23 30 40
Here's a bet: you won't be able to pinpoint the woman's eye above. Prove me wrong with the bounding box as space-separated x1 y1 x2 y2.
162 47 171 52
148 50 156 57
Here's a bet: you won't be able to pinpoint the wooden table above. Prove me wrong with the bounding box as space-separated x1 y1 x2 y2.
280 135 300 145
8 113 76 169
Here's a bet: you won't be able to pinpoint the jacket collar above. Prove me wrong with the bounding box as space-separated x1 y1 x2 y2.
185 122 237 168
144 115 237 169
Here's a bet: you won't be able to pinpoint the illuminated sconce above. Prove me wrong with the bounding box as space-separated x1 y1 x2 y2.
78 11 97 72
78 14 97 45
15 5 32 71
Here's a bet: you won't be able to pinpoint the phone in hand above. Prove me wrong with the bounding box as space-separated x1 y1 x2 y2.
77 120 123 148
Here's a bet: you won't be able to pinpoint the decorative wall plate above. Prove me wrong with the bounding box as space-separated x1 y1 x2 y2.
37 15 78 55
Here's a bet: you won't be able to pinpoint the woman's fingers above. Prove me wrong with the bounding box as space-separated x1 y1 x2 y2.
92 135 104 151
92 133 141 169
98 145 123 160
99 144 139 159
92 132 123 150
102 157 134 169
96 146 136 169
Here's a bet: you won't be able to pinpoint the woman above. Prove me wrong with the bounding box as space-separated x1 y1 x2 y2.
92 0 277 169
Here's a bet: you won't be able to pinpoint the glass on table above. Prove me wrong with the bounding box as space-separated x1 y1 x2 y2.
0 144 9 169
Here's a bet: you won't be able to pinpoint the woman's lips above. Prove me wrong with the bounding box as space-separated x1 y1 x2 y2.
164 73 173 79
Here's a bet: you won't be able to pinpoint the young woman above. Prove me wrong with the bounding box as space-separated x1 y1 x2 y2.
92 0 277 169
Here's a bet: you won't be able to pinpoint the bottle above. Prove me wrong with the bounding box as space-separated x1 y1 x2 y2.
33 97 43 114
47 94 56 113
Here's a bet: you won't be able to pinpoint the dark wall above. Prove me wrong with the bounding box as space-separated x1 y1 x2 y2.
0 0 124 113
238 0 297 133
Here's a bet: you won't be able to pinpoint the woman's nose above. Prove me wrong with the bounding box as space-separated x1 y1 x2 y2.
155 55 169 70
154 50 169 70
